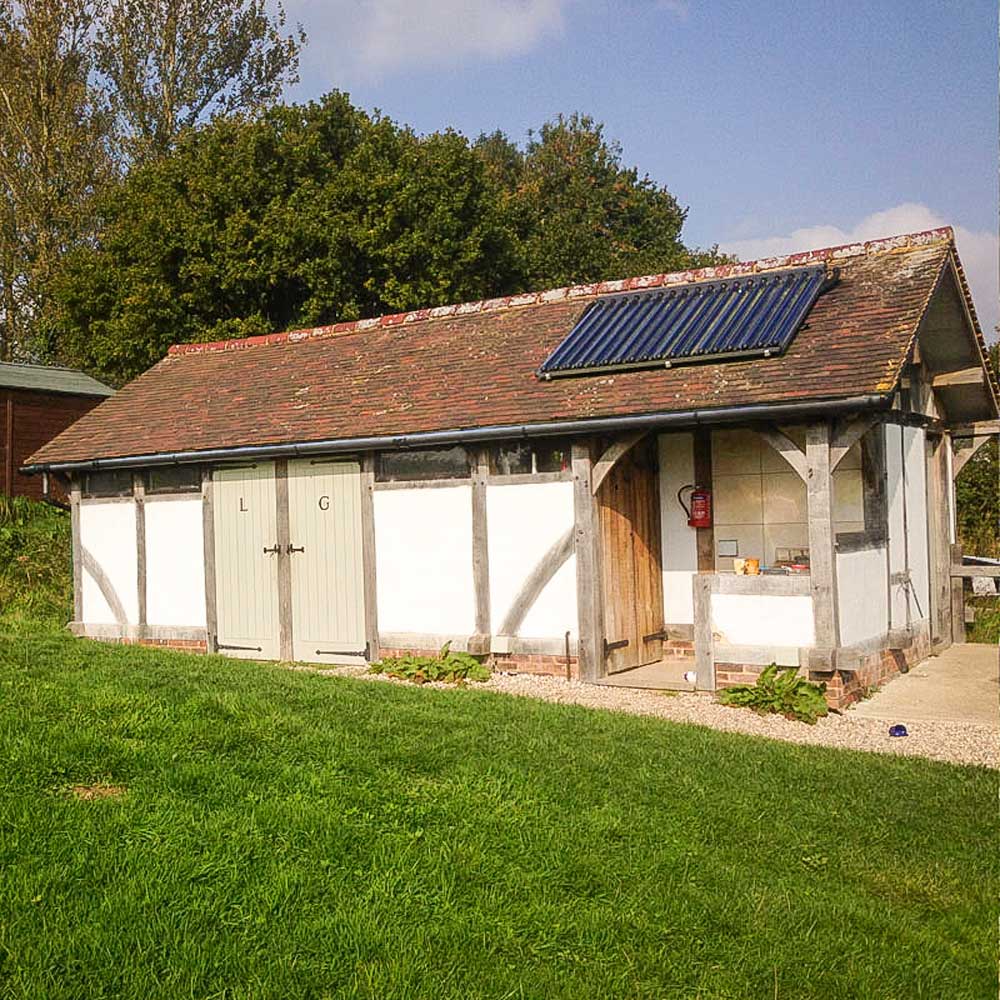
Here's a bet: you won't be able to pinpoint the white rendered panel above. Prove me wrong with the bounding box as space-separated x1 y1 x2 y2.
288 459 366 664
658 433 698 624
145 498 206 627
711 594 815 648
885 423 913 629
374 486 474 635
80 501 138 625
213 463 280 660
487 480 576 638
903 426 931 624
837 545 889 646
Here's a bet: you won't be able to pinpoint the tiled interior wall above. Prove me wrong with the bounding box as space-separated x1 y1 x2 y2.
711 428 864 572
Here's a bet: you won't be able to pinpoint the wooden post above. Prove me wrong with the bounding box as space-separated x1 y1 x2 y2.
805 422 840 653
360 455 380 663
950 542 966 644
926 433 952 646
692 574 715 691
572 441 604 682
471 448 491 648
201 468 218 652
133 471 147 636
274 459 293 661
693 428 714 572
70 477 82 623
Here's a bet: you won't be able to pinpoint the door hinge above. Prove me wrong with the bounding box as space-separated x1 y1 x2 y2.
643 629 668 643
286 544 304 554
604 638 629 656
315 641 370 660
263 544 280 555
217 643 262 652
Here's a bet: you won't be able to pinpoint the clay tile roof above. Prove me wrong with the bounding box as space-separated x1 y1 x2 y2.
26 227 978 468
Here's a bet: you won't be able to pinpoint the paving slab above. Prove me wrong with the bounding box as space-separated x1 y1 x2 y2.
595 658 696 691
849 643 999 728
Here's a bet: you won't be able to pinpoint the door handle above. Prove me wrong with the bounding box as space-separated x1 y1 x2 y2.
263 544 280 555
287 544 304 554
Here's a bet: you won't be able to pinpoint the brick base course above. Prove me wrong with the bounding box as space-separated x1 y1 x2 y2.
717 627 935 710
381 647 580 679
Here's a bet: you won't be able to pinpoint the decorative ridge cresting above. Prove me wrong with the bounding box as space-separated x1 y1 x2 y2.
167 226 955 358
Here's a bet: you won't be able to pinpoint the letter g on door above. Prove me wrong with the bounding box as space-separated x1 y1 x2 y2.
318 495 330 511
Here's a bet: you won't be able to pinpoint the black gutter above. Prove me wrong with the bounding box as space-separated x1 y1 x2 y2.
20 393 891 475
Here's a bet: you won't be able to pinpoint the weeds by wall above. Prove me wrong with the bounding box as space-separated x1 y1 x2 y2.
0 497 72 630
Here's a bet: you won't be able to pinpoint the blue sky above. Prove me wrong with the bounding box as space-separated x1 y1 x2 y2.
281 0 998 336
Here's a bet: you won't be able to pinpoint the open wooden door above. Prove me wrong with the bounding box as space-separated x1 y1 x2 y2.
597 438 664 674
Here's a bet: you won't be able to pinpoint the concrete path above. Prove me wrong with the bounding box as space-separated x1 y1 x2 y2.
596 658 695 691
849 643 999 728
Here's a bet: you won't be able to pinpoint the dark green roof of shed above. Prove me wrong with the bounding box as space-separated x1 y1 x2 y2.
0 362 113 398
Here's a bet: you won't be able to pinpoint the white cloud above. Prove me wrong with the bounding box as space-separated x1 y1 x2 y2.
720 204 999 340
286 0 566 78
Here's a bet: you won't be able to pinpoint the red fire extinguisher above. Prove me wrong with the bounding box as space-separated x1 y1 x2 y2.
678 484 712 529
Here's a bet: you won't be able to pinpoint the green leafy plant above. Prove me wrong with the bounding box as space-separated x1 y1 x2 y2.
717 664 829 724
369 642 491 685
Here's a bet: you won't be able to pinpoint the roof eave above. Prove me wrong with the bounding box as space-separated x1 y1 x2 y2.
22 392 893 475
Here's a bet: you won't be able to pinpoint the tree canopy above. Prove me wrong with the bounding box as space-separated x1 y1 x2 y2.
0 0 303 362
955 343 1000 559
51 96 720 384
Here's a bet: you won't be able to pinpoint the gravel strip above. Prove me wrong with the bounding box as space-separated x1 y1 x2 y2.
304 664 998 770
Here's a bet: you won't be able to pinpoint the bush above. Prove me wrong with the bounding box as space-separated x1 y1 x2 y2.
717 664 829 724
0 496 73 630
370 642 491 685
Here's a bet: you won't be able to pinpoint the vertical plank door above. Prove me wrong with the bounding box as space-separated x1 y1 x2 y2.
597 438 664 673
213 462 280 659
287 458 367 664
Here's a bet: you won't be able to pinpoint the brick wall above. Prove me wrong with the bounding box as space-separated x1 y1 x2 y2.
716 626 935 710
380 646 579 680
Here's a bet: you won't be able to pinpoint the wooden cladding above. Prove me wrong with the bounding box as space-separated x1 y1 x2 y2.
1 388 102 500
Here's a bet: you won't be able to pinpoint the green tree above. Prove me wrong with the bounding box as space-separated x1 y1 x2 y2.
94 0 305 164
52 100 720 384
0 0 111 361
476 113 721 288
52 94 520 382
955 342 999 558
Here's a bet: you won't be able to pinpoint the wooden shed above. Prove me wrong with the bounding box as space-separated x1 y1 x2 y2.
23 227 999 707
1 363 113 501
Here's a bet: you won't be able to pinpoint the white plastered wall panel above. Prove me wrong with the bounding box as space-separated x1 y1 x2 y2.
711 594 815 647
145 498 206 627
374 486 475 635
658 432 698 625
885 423 907 627
837 546 889 646
487 480 576 638
79 501 138 624
903 425 931 624
886 423 931 629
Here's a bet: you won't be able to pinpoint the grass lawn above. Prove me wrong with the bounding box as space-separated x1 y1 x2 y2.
0 632 995 999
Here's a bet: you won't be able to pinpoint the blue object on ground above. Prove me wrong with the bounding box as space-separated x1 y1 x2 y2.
888 724 908 738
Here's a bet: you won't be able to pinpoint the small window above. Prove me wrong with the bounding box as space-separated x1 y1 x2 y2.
490 442 532 476
534 440 571 474
146 466 202 494
376 446 470 482
490 439 571 476
82 470 133 497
